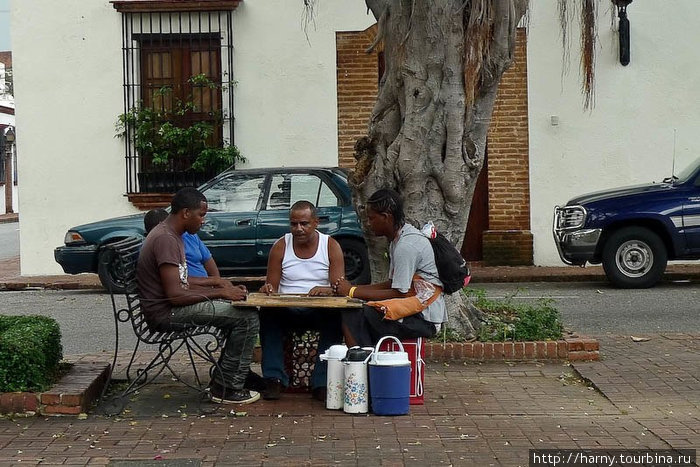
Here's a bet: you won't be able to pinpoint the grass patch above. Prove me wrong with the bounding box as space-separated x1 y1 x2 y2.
431 288 564 343
468 288 563 342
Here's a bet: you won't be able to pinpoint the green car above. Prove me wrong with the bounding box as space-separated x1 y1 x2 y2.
54 167 370 291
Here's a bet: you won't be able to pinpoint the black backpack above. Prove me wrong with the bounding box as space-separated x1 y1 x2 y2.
427 232 470 294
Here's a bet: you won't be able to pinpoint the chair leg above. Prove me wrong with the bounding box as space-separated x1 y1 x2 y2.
126 340 142 382
184 340 203 387
186 335 226 389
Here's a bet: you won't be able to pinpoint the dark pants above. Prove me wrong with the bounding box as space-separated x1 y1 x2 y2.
259 307 343 389
342 304 437 347
170 300 259 391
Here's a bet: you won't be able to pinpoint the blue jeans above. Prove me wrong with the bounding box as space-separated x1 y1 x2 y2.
260 307 342 389
170 300 259 391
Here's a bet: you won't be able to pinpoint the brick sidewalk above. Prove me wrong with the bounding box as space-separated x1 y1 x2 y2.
0 334 696 465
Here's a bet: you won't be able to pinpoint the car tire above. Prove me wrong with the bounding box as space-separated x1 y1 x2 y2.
601 226 667 289
97 246 128 293
338 238 370 285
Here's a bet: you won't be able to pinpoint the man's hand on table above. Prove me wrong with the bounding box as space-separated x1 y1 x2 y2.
333 277 352 297
227 284 248 302
259 283 278 295
308 286 334 296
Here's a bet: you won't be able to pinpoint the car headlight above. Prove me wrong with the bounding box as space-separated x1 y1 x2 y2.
64 231 86 245
555 205 586 230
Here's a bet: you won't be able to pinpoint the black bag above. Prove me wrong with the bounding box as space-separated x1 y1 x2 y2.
428 232 470 294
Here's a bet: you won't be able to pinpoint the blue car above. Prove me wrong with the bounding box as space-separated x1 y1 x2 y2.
553 158 700 288
55 167 370 290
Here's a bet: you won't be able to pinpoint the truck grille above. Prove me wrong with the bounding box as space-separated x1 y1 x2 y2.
554 205 586 230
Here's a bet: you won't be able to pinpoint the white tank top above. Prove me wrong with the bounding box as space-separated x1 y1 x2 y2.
278 231 330 294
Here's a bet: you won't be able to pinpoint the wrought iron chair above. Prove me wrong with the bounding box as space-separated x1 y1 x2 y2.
100 236 226 413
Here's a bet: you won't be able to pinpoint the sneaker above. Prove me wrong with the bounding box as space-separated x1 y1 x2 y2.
244 370 267 392
262 378 284 400
208 383 260 404
311 387 327 402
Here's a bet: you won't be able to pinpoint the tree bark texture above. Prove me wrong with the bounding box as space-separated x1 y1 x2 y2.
350 0 527 336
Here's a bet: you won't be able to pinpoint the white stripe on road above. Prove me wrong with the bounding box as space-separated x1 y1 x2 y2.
487 295 580 299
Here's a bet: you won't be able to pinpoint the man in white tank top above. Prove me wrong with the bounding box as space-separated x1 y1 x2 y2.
258 201 345 401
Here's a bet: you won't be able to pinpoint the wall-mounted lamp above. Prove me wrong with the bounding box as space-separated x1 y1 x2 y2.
613 0 633 66
4 126 15 144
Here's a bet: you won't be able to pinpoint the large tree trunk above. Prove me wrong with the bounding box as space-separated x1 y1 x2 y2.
350 0 528 338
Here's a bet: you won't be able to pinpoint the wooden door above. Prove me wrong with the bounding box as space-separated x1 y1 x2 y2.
461 154 489 261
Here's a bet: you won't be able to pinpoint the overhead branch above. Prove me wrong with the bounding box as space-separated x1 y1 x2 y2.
366 7 389 53
365 0 388 20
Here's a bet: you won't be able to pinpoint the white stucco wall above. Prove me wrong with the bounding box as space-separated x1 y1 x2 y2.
233 1 373 167
12 0 373 275
528 0 700 265
12 0 127 274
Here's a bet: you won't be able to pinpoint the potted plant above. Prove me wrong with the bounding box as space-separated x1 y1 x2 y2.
116 74 246 193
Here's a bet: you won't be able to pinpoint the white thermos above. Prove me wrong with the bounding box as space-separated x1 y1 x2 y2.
342 347 373 414
319 344 348 410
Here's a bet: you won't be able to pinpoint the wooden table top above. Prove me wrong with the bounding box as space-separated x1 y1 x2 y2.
236 293 364 308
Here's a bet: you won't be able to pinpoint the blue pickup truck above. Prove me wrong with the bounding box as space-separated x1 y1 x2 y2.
553 158 700 288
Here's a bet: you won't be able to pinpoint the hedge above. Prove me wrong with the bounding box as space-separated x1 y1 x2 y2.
0 315 63 392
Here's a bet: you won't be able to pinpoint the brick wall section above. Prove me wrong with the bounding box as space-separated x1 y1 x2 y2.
482 230 534 266
482 28 532 264
425 337 599 362
336 26 379 169
487 28 530 231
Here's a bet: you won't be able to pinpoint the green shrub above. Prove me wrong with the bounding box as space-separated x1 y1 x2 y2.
0 315 63 392
465 289 564 342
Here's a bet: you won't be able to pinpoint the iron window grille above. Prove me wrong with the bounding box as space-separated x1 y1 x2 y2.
119 10 235 194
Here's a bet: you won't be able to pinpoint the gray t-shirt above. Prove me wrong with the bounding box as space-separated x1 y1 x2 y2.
136 222 188 330
389 223 447 324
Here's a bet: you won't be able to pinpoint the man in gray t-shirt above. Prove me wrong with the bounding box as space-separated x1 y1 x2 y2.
335 189 446 347
389 223 447 324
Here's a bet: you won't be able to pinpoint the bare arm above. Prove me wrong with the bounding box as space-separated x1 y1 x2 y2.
259 237 284 294
308 237 345 296
187 275 230 288
160 264 246 305
334 278 405 301
203 257 220 278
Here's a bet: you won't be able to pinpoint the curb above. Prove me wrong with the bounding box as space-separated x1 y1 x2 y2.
0 362 110 416
424 337 599 362
3 269 700 291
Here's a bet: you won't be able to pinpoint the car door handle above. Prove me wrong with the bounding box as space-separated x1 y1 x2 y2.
318 216 330 222
236 219 253 226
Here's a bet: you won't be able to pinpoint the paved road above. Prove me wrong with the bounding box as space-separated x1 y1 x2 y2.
476 280 700 334
1 280 699 355
0 221 19 260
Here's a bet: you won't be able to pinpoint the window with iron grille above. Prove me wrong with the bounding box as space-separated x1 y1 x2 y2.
116 7 235 194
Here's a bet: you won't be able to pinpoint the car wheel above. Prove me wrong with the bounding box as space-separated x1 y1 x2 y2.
97 246 128 293
338 238 370 285
601 226 667 289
